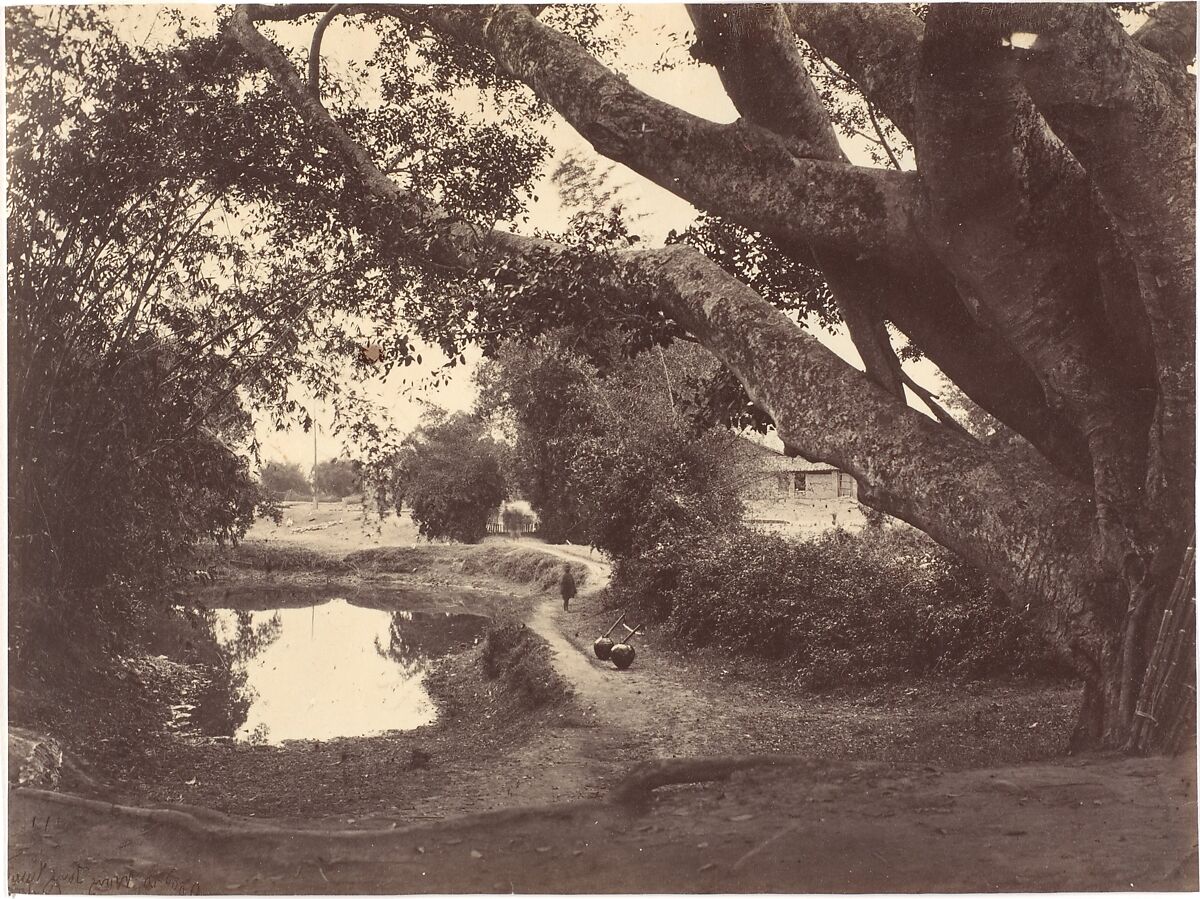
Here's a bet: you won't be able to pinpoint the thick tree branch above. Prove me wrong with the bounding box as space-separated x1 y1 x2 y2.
686 4 841 158
416 5 922 263
998 3 1196 522
872 270 1094 485
1134 2 1197 67
817 252 905 399
915 6 1157 552
686 4 904 399
683 4 1099 463
237 3 923 262
783 3 922 139
636 243 1107 659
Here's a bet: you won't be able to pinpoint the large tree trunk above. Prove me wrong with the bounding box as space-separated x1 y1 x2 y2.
1085 535 1196 753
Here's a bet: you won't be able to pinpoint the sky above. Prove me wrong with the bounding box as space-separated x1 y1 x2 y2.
113 5 941 469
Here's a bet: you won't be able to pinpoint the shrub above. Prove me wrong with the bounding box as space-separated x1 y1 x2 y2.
607 528 1071 687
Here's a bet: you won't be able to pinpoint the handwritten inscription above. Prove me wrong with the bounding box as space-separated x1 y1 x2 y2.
8 859 200 895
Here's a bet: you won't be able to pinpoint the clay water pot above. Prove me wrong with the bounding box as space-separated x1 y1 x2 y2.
610 643 635 669
593 636 615 660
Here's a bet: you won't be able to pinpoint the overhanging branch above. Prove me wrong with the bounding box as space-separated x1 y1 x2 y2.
417 4 922 263
225 3 1103 623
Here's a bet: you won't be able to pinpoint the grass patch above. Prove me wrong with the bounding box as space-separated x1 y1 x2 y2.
341 546 460 572
463 547 589 592
480 622 571 710
200 540 350 573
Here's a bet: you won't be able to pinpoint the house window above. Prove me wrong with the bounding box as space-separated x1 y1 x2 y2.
794 473 806 493
837 472 853 496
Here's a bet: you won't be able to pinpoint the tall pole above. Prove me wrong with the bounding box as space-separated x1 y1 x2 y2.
312 419 319 511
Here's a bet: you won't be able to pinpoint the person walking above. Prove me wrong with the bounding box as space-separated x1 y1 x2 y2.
560 563 577 612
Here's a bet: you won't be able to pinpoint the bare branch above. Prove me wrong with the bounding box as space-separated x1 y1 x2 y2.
308 4 346 98
864 101 902 171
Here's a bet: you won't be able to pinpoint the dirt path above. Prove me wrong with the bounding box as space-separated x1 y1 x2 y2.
525 546 702 741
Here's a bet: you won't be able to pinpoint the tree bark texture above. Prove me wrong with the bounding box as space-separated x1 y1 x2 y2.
225 2 1196 752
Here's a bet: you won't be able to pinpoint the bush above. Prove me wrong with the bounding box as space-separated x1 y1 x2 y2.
607 528 1071 687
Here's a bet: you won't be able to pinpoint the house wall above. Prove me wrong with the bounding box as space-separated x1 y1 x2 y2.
741 470 857 501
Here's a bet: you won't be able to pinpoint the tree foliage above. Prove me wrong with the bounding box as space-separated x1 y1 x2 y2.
258 461 311 499
385 410 507 544
313 458 362 498
476 333 744 557
7 8 281 650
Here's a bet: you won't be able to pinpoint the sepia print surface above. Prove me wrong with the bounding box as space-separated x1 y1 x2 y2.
7 1 1197 893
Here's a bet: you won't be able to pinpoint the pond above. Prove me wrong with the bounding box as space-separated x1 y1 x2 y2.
199 599 490 744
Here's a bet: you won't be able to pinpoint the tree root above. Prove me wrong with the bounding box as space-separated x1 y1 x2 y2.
611 755 816 804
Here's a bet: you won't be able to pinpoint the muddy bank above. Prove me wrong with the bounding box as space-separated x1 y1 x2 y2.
109 616 576 822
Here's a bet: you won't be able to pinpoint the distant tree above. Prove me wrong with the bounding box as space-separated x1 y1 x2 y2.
314 458 361 498
475 337 600 542
258 461 311 500
389 410 507 543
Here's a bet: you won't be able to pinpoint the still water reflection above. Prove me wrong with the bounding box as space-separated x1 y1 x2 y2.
207 600 489 744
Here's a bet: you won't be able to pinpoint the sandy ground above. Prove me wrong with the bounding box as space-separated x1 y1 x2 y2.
8 513 1198 893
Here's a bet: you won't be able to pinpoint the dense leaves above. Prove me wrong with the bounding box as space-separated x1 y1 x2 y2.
314 458 362 498
258 461 311 500
7 9 279 653
383 410 507 544
609 528 1072 687
476 332 744 557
